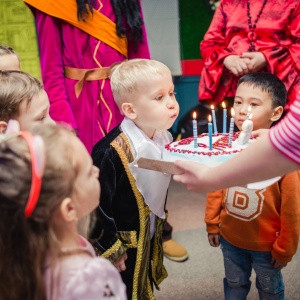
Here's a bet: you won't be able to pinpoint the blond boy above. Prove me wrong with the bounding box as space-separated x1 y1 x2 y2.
0 45 20 71
0 70 54 132
91 59 180 299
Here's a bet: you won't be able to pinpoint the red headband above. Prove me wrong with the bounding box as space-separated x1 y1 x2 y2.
19 131 44 218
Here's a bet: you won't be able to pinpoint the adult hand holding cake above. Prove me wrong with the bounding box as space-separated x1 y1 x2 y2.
163 132 254 168
163 103 254 168
163 104 250 166
163 129 279 189
173 73 287 192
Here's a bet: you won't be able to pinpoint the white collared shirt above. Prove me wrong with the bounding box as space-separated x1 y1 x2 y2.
121 117 173 237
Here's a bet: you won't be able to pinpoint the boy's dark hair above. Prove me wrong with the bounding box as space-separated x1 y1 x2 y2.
237 73 286 108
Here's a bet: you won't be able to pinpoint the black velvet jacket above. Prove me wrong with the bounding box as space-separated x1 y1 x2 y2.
91 125 167 300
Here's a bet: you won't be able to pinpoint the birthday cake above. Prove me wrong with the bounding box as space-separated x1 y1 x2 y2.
163 132 255 167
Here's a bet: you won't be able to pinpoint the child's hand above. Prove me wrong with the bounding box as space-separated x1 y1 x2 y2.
208 233 220 247
111 252 128 272
271 256 287 269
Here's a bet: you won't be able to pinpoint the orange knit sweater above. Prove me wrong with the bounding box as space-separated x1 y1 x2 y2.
205 171 300 263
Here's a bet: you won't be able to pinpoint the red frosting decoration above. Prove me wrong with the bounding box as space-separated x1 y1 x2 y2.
165 133 255 157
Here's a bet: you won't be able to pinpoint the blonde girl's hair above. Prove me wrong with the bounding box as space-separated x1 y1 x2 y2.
0 44 18 56
0 124 78 300
0 70 44 122
110 58 171 107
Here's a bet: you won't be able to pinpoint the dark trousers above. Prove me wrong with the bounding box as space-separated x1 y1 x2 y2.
162 221 173 242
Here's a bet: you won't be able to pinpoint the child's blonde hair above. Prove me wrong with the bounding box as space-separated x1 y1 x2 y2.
0 70 44 122
110 59 171 107
0 124 78 300
0 44 18 57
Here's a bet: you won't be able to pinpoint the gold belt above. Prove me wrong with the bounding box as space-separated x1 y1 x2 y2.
64 64 119 97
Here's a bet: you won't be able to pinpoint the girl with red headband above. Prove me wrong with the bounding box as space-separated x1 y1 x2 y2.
0 123 126 300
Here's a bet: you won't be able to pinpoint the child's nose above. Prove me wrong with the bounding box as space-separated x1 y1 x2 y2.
167 102 175 109
239 104 249 115
167 97 177 109
46 116 56 125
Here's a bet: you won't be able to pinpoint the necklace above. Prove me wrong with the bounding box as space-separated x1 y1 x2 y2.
247 0 267 52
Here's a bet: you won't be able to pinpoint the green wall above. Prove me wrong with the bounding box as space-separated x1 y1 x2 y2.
0 0 41 78
179 0 214 60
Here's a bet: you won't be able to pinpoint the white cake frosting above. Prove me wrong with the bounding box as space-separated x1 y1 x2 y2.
163 132 255 167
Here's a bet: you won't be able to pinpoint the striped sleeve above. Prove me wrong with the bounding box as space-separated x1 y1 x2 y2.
269 100 300 164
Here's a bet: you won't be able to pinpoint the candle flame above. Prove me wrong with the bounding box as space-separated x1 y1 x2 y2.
222 101 226 109
211 104 214 110
231 107 235 117
249 113 253 120
208 115 212 122
193 111 197 119
248 106 252 112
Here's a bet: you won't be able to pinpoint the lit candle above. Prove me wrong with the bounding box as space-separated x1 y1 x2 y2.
211 105 218 134
238 113 253 145
208 115 213 150
228 108 235 147
193 111 198 148
222 101 227 134
246 106 252 119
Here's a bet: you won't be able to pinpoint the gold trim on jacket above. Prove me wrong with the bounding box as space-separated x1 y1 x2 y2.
111 132 167 299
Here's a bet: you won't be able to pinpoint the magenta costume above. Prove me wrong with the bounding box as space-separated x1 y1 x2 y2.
26 0 150 153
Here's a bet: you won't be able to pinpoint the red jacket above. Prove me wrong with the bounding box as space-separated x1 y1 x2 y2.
199 0 300 107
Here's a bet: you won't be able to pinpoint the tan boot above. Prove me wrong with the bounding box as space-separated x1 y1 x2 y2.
163 239 189 262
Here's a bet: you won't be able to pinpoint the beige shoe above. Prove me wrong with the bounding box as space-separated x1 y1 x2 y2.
163 239 189 262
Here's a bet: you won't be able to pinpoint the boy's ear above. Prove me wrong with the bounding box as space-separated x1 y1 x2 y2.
59 197 78 223
270 106 283 122
121 102 137 120
0 121 8 134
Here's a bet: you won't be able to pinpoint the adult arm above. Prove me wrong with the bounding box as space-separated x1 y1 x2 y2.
173 129 299 193
34 10 77 128
200 2 231 63
200 2 249 99
259 2 300 89
174 99 300 192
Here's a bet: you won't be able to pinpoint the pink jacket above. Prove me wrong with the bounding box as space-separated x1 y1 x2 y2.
43 236 127 300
